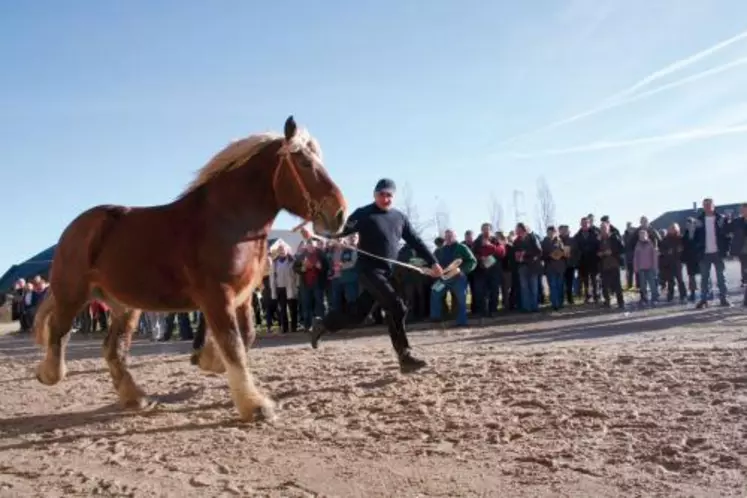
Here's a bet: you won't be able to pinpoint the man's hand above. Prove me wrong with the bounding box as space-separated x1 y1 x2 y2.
430 263 444 278
299 226 312 240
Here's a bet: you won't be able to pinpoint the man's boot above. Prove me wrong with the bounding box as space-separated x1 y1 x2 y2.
310 317 326 349
398 349 427 374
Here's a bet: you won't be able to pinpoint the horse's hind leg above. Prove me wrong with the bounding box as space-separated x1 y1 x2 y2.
36 291 85 386
203 296 274 422
104 307 152 409
236 302 257 349
194 326 227 374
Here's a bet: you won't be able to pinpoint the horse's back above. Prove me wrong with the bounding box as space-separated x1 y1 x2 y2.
55 204 131 265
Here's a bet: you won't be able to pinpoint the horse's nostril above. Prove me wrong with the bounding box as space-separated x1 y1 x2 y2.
335 209 345 228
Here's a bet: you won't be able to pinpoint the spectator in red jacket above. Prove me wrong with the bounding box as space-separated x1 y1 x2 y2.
470 222 506 317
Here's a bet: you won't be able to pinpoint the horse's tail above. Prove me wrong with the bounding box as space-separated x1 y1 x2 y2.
33 290 56 347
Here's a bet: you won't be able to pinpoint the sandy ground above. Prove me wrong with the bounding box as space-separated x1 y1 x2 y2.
0 296 746 497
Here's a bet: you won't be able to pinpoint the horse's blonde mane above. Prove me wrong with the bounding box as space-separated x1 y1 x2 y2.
180 128 323 197
180 132 282 196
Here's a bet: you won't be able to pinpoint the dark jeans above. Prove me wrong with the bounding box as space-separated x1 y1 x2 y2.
19 306 35 332
578 262 599 301
276 287 298 333
467 273 477 314
624 256 636 288
300 285 325 328
664 263 687 300
509 269 520 310
546 271 564 309
740 254 747 285
537 273 545 304
193 312 207 350
699 253 728 302
684 259 699 295
330 280 359 312
563 267 576 304
601 268 624 306
518 266 539 312
501 270 511 309
264 298 277 327
323 269 410 355
163 312 193 340
251 293 262 326
472 268 501 317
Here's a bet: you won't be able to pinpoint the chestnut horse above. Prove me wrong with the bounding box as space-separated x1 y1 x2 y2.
33 115 347 421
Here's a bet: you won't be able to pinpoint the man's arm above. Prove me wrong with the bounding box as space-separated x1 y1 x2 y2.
401 216 438 267
723 215 736 235
613 234 625 255
457 243 477 274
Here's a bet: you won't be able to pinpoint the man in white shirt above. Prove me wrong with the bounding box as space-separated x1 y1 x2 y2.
693 198 731 308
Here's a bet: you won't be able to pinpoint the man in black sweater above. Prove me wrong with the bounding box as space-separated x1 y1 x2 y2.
300 178 443 373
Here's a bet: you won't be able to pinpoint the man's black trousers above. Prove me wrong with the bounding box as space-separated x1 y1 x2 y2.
323 268 410 355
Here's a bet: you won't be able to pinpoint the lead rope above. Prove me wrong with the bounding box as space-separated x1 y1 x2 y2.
294 230 463 280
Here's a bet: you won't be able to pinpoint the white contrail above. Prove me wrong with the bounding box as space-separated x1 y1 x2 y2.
606 29 747 103
496 56 747 151
497 28 747 147
507 124 747 159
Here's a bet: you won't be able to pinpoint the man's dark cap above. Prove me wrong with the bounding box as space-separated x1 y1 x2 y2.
374 178 396 194
600 215 610 222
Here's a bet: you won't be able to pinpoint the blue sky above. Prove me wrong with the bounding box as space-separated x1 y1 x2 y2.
2 0 747 269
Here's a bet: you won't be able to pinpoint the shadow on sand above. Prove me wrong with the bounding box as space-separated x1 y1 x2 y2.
433 306 745 347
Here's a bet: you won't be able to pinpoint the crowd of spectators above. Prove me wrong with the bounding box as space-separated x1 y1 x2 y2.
5 198 746 339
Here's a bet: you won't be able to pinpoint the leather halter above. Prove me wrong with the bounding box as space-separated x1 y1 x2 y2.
272 140 324 229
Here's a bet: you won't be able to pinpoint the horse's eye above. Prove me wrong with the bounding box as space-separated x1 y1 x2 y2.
297 151 315 168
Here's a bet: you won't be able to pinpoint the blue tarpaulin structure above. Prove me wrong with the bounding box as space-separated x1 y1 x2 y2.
0 245 56 291
0 233 296 292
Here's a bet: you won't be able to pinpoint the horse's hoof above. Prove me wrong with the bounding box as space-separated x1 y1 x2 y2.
197 348 226 374
35 363 64 386
258 403 277 423
121 396 158 411
190 350 201 366
238 400 277 424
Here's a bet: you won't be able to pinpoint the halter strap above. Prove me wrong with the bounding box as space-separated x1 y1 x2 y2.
272 141 320 228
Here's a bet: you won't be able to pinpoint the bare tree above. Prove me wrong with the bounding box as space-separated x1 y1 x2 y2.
434 198 451 236
400 183 433 236
535 176 556 234
488 194 505 231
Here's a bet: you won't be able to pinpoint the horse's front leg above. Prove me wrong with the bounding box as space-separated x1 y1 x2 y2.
203 296 274 422
104 308 152 409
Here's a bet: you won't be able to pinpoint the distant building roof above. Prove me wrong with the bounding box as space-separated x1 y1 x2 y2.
651 202 744 231
0 244 56 291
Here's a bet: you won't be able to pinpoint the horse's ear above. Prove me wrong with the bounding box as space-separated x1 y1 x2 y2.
284 115 297 141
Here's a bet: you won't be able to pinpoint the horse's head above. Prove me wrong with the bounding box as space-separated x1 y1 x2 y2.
274 116 347 235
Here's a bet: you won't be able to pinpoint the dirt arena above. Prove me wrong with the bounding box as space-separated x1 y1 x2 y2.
0 301 745 497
